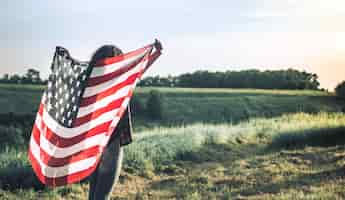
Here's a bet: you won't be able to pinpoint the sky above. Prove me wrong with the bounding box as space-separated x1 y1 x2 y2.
1 0 345 90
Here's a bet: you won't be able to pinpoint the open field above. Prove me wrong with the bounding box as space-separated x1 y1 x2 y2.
0 84 345 199
1 113 345 199
0 84 343 127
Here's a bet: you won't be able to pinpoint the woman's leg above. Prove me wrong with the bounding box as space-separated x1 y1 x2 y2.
88 134 124 200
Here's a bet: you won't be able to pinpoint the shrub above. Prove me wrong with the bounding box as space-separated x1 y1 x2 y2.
0 126 25 147
270 127 345 149
335 81 345 99
0 165 44 190
130 95 145 117
146 90 163 120
0 148 44 190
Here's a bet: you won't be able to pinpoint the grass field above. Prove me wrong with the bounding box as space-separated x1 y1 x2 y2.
1 113 345 199
0 84 345 199
0 83 343 126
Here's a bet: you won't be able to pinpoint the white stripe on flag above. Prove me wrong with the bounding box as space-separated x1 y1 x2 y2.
30 137 98 178
89 49 148 78
39 131 109 158
83 59 143 98
78 85 131 118
39 109 120 138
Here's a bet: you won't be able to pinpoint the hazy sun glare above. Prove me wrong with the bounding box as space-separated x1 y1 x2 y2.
1 0 345 90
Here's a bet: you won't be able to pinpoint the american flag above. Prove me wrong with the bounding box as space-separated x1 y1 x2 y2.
28 42 161 186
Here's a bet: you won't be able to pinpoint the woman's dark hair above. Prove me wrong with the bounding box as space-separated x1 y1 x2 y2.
90 45 123 65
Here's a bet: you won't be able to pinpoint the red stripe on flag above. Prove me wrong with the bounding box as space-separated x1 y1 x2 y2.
37 121 111 148
94 45 151 67
38 102 44 116
32 123 41 144
80 72 139 107
33 133 101 167
87 57 142 87
144 50 162 74
29 149 99 186
73 97 125 127
31 126 102 167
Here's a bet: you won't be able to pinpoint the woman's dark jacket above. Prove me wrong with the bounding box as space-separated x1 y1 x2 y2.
113 106 133 146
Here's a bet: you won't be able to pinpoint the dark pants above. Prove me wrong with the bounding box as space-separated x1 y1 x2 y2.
88 107 132 200
88 133 123 200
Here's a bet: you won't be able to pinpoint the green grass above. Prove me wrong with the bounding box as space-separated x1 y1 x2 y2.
1 84 345 199
135 87 331 96
1 84 342 127
124 112 345 170
0 84 43 114
1 112 345 199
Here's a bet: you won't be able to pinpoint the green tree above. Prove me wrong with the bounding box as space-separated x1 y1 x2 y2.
24 68 41 84
335 81 345 99
137 69 321 90
130 95 145 117
2 74 9 82
146 90 163 120
10 74 21 84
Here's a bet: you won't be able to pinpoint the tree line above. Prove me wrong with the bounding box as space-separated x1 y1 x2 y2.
1 68 321 90
138 69 320 90
0 68 45 84
336 81 345 100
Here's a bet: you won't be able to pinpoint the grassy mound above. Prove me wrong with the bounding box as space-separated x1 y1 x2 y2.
124 112 345 172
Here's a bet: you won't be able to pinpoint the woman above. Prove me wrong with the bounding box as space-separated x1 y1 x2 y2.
88 40 162 200
88 45 133 200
